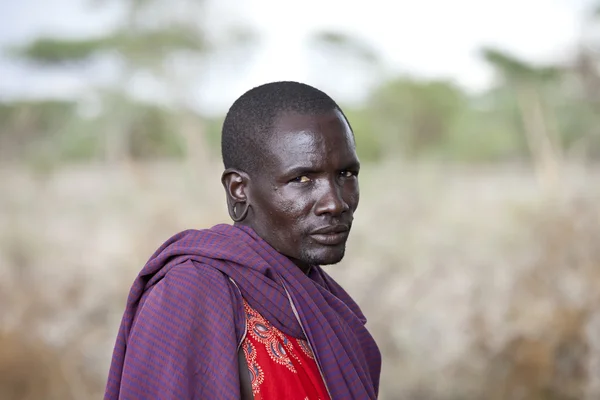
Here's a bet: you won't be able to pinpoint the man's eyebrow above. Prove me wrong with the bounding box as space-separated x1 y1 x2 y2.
282 166 320 177
342 160 361 170
282 161 361 177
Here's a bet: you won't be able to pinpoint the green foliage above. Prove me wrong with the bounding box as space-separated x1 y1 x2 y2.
3 65 600 165
0 98 189 162
557 98 600 159
12 27 207 68
440 109 524 162
481 47 561 84
11 38 109 65
126 104 185 159
203 117 225 152
343 108 384 163
1 0 251 166
358 77 469 159
0 100 74 127
3 5 600 166
108 26 208 66
309 31 379 65
0 100 76 159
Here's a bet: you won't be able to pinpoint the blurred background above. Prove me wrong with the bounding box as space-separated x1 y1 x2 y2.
2 0 600 399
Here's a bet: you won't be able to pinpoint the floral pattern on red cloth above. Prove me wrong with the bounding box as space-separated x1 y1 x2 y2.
242 299 330 400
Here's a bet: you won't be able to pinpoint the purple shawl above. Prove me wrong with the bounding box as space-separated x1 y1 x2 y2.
104 224 381 399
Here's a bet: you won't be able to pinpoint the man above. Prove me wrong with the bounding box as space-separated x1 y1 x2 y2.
105 81 381 399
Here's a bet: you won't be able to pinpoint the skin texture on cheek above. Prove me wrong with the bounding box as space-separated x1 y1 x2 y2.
262 185 306 252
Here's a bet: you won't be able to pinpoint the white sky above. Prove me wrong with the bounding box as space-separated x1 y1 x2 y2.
0 0 595 114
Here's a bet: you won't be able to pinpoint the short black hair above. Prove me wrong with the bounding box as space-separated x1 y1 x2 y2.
221 81 350 173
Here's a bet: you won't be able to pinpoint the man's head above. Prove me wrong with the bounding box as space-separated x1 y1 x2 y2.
221 81 360 271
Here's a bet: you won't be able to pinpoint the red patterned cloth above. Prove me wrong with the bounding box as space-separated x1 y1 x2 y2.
242 299 330 400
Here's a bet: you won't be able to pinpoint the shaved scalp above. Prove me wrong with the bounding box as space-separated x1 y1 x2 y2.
221 81 350 174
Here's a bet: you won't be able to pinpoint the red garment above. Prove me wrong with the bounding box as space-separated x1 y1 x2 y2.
242 299 331 400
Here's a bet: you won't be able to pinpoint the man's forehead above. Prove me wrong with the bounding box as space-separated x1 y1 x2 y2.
272 109 349 134
255 109 356 172
268 110 353 150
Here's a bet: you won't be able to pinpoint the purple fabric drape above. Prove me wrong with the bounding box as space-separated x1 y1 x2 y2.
105 224 381 399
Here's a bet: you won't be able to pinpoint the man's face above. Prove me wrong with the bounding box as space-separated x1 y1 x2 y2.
246 109 360 269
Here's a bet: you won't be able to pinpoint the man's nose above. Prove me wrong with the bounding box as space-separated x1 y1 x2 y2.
314 181 349 216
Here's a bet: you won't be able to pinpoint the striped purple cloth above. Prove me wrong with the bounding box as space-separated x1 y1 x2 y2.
104 224 381 399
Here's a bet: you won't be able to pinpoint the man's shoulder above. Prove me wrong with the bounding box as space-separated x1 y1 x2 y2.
163 259 233 293
153 260 245 335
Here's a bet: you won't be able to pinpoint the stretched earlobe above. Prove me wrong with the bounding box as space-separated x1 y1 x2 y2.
229 200 249 222
221 168 250 223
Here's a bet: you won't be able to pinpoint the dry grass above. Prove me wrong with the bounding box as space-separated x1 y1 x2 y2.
1 161 599 399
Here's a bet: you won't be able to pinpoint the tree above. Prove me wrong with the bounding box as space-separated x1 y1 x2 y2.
307 31 383 106
9 0 257 164
481 47 564 192
358 77 469 160
568 2 600 160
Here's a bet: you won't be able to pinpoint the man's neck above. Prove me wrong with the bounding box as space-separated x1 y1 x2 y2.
290 257 312 275
233 221 313 275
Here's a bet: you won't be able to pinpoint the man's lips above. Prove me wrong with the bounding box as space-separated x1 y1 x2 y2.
310 224 350 245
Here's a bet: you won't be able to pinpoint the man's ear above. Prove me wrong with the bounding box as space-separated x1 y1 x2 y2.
221 168 249 203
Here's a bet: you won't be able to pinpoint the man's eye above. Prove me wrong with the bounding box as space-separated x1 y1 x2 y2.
340 171 357 178
293 175 311 183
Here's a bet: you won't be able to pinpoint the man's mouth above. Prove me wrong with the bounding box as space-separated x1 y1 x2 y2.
310 224 350 246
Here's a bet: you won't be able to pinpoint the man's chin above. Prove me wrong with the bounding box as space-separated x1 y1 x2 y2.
303 245 346 266
318 258 344 266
